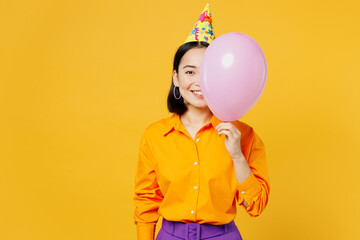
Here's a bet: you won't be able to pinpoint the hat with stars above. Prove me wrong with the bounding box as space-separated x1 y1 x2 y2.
184 3 215 44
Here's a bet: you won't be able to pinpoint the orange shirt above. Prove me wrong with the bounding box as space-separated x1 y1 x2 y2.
133 113 270 240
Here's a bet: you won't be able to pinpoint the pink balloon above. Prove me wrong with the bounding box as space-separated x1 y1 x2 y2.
200 32 267 121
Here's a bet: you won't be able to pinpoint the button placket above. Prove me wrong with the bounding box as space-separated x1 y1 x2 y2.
191 133 201 222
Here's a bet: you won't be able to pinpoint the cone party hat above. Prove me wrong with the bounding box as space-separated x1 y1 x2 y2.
184 3 215 44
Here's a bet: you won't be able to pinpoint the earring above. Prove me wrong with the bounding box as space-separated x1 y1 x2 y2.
173 86 182 100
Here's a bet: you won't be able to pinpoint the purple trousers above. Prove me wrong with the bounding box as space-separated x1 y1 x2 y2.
155 218 243 240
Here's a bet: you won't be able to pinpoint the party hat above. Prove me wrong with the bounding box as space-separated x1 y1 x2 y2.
184 3 215 44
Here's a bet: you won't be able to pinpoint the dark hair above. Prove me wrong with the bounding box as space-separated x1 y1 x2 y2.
167 41 209 115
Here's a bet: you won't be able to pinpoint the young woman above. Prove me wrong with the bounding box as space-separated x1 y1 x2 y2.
133 41 270 240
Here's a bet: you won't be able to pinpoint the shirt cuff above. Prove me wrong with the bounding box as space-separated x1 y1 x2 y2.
236 171 262 206
136 223 156 240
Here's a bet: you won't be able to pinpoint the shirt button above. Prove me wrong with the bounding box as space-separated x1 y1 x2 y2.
241 190 245 194
196 138 200 142
191 210 194 214
194 162 198 165
194 186 197 189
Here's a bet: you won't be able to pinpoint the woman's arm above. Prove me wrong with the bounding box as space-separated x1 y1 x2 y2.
215 123 270 216
133 128 163 240
232 156 251 208
234 130 270 217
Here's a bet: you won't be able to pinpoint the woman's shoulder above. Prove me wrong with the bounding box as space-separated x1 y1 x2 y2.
232 119 254 135
231 119 263 142
142 114 175 135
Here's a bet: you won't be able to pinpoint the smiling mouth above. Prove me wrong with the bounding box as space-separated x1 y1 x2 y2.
191 90 203 96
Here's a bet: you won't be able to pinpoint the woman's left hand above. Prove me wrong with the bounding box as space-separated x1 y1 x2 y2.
215 122 244 160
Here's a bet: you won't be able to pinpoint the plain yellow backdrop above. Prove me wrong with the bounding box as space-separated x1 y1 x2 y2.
1 0 359 239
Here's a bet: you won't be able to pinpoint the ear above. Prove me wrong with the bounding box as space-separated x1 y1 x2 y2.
172 70 179 87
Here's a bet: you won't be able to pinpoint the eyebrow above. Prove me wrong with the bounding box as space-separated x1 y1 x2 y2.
183 65 198 69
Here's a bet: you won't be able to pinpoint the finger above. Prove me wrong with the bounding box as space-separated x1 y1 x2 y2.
218 129 234 138
218 129 230 135
215 123 232 131
221 124 241 136
217 125 237 135
219 127 239 141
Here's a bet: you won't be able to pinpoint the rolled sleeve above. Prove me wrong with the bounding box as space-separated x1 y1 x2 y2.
236 171 262 205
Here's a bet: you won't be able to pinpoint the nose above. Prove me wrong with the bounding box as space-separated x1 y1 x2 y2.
194 77 200 85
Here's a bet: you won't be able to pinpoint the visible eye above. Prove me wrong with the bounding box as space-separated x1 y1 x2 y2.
186 71 195 74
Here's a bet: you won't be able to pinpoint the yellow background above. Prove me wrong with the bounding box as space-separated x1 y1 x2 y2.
1 0 359 239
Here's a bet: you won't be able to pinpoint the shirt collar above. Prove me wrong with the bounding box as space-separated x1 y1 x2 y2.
163 113 223 136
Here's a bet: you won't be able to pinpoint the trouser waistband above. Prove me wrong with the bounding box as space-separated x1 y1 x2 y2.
161 218 237 240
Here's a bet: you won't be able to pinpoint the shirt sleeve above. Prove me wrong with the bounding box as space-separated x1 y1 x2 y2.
235 129 270 217
133 128 164 240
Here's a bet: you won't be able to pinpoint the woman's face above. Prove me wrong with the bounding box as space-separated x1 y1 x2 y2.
173 47 208 109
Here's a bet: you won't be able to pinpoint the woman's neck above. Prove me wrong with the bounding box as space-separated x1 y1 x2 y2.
180 107 213 127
